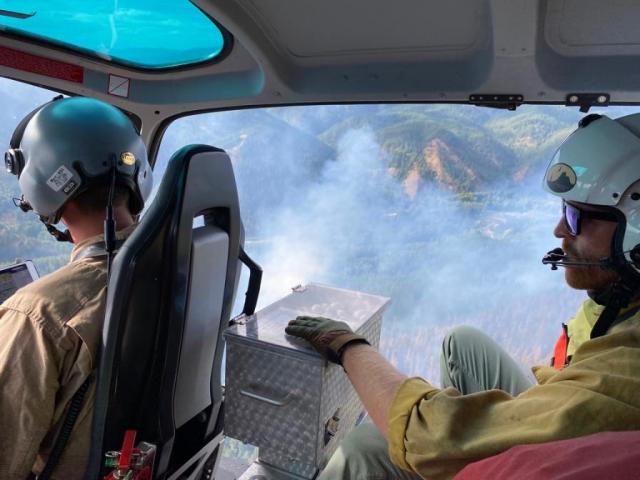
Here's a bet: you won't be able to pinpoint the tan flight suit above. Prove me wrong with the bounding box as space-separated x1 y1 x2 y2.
0 227 133 480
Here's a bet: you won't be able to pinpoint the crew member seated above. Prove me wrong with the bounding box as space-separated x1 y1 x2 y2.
287 113 640 479
0 97 152 480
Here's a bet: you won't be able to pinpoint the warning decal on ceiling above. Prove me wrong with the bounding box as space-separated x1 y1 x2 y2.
0 46 84 83
108 74 130 98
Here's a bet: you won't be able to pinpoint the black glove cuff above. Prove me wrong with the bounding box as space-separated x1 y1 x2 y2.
336 337 371 365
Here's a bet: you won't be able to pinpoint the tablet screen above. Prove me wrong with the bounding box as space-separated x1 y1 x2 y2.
0 263 38 304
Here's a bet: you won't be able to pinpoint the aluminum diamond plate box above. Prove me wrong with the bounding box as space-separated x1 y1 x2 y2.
224 283 389 479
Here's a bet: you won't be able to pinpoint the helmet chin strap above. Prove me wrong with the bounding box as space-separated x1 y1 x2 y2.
43 220 73 243
12 195 73 242
589 278 640 338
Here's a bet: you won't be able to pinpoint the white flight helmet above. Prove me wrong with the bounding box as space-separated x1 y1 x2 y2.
5 96 153 224
543 113 640 276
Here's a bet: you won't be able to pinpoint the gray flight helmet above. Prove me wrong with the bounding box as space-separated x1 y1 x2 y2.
6 96 153 224
543 113 640 275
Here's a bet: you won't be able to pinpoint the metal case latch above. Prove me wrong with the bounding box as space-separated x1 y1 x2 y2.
324 409 341 445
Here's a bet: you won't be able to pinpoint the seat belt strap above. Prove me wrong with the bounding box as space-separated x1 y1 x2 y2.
35 374 94 480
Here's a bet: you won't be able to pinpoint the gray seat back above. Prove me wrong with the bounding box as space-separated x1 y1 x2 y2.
86 145 248 479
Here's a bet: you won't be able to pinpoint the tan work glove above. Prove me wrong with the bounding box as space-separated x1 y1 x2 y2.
285 316 370 364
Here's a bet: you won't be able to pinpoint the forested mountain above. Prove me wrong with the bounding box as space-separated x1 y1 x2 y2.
155 103 589 237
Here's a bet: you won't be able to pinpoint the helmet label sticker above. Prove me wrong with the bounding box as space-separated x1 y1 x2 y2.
46 166 74 192
546 163 577 193
108 74 130 98
62 179 78 196
121 152 136 165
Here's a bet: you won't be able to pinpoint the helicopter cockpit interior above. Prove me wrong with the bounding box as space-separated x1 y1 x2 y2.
1 1 640 479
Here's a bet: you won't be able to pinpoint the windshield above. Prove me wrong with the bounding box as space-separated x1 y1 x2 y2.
1 76 636 388
155 103 637 379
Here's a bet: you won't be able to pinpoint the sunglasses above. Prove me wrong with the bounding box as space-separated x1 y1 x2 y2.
562 200 618 236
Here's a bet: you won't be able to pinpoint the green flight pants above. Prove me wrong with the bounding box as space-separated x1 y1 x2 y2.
317 325 535 480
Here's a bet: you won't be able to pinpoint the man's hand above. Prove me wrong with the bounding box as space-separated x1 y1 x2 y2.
285 316 370 364
288 316 408 437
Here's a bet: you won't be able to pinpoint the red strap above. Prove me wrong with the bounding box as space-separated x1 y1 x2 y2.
119 430 137 471
552 325 569 370
104 430 143 479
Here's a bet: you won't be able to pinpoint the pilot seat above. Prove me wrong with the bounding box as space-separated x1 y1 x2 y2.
84 144 260 480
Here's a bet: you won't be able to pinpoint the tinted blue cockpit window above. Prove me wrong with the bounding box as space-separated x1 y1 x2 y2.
0 0 225 69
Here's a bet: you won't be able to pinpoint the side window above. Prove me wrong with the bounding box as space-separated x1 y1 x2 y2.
156 105 589 384
0 78 72 275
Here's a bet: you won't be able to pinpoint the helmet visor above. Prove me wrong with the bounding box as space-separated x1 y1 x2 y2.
544 116 640 206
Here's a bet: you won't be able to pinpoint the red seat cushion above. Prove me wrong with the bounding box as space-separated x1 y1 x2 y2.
454 431 640 480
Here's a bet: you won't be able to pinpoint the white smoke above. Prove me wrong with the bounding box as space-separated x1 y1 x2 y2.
157 105 592 383
231 126 582 382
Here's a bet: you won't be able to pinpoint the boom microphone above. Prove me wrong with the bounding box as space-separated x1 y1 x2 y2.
12 196 32 212
542 247 615 270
